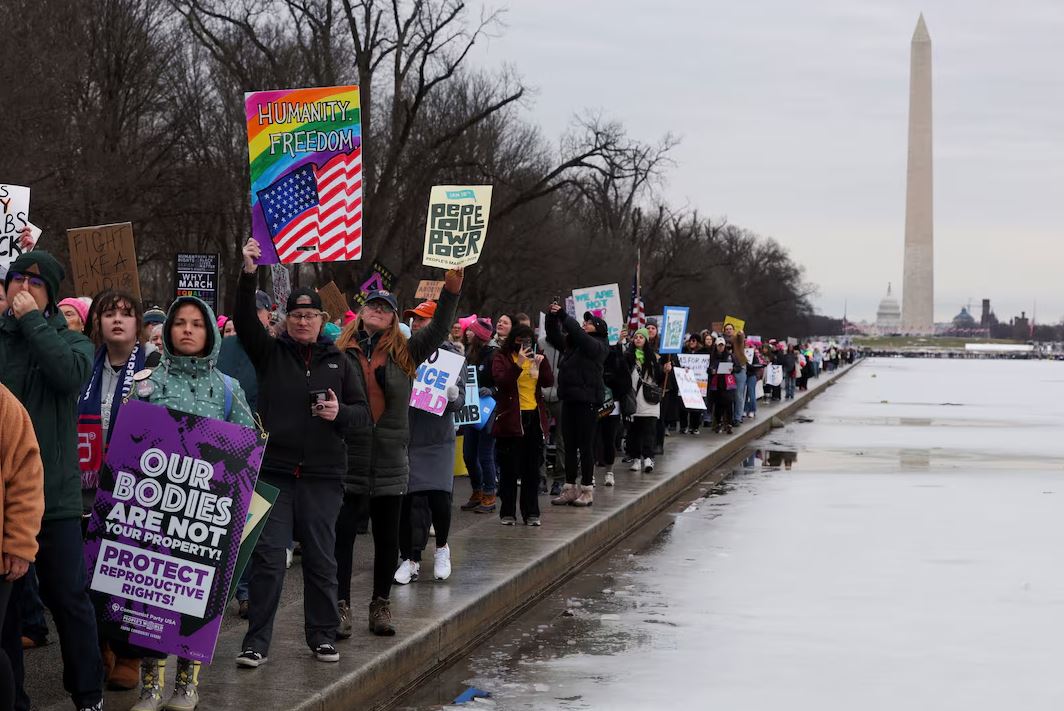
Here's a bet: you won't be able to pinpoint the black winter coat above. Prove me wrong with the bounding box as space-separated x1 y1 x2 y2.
234 272 370 479
545 312 608 404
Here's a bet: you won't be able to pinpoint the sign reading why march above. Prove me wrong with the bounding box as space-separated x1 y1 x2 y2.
84 400 265 663
68 222 142 301
246 85 363 264
674 368 707 410
660 305 689 354
410 347 464 416
572 283 623 345
422 185 492 269
0 184 30 272
352 260 395 306
174 253 220 313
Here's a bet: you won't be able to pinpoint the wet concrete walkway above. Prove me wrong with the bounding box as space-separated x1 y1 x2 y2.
33 365 856 711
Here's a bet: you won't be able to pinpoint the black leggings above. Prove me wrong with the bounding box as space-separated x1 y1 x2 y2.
596 415 620 467
335 492 402 602
398 491 452 562
683 409 702 431
631 416 657 459
712 390 733 427
561 401 598 486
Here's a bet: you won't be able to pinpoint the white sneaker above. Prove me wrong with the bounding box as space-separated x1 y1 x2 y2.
644 458 655 473
285 548 293 569
434 545 451 581
604 472 615 486
629 458 642 472
393 559 420 585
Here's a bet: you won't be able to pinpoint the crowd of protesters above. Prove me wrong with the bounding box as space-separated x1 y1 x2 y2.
0 227 854 711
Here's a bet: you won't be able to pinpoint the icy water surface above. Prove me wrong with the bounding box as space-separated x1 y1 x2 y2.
406 359 1064 710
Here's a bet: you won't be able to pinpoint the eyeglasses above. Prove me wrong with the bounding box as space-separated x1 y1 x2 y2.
287 311 323 322
363 302 392 314
8 272 46 289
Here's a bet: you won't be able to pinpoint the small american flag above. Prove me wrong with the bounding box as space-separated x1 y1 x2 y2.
627 264 645 334
258 148 363 263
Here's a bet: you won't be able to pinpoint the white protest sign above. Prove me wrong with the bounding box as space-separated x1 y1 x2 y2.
571 283 623 345
766 364 784 387
674 368 707 410
0 184 30 272
410 347 465 416
422 185 492 269
677 353 710 396
453 364 482 427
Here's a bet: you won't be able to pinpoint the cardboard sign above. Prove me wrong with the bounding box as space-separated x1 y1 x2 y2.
352 260 395 307
0 184 30 272
724 315 745 333
269 264 290 314
316 281 348 321
84 401 265 663
422 185 492 269
410 348 465 416
415 280 445 301
677 353 710 396
174 253 220 313
660 306 689 354
67 222 141 300
571 283 623 345
674 368 707 410
453 365 483 427
246 85 363 264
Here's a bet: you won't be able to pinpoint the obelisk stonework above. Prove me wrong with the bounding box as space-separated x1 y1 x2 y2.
901 14 934 334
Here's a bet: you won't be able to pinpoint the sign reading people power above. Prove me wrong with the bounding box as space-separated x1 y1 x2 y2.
422 185 492 269
571 284 623 345
410 348 465 416
84 400 265 663
246 85 363 264
0 184 30 272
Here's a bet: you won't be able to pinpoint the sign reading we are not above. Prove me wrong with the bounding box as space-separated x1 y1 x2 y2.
67 222 141 300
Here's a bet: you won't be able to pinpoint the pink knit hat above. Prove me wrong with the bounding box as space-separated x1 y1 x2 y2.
58 297 89 326
469 317 494 343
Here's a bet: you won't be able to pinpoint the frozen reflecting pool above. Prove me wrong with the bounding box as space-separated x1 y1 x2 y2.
403 359 1064 710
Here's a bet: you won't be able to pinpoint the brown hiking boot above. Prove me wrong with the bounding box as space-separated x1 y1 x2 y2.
460 490 483 511
570 485 594 507
550 483 580 506
369 597 396 636
108 655 141 690
474 494 497 513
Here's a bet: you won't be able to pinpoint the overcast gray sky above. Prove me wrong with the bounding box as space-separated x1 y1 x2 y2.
470 1 1064 323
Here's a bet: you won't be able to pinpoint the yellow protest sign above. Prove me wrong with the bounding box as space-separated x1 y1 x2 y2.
724 315 746 333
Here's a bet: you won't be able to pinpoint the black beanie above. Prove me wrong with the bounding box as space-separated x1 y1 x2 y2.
5 251 65 305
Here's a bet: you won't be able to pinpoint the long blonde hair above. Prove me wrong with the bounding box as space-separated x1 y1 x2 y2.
336 316 418 379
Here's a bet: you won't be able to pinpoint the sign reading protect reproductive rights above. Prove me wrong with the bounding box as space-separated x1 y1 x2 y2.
84 400 265 663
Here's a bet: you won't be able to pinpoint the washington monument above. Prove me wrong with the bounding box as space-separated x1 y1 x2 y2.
902 14 934 333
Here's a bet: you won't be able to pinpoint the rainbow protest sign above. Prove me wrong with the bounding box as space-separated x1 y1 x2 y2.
245 86 362 264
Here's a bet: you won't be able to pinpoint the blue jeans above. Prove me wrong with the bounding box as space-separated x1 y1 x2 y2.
744 372 759 415
462 427 497 495
733 371 747 424
785 376 796 399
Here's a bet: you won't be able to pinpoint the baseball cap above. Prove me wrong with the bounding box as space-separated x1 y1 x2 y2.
363 289 398 314
286 287 322 313
403 301 437 320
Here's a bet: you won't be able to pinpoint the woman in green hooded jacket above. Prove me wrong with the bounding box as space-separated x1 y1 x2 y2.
125 295 254 711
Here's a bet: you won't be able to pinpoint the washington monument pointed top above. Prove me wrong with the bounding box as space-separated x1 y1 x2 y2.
913 13 930 42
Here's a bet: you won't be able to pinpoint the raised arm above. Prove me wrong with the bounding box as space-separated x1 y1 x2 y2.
408 268 463 365
234 239 275 370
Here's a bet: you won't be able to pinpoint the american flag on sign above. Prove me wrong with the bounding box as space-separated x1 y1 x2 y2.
627 267 645 334
258 148 363 263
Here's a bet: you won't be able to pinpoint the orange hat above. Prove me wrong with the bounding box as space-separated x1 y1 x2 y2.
403 301 437 320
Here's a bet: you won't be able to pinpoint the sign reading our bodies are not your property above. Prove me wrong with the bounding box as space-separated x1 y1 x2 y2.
247 85 363 264
85 400 265 663
422 185 492 269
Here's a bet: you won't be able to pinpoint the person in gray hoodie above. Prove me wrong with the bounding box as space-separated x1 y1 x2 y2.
393 301 464 586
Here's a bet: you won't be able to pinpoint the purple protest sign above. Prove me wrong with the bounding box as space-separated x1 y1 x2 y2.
84 400 266 663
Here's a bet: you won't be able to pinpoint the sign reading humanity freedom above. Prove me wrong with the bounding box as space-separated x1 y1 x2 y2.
246 85 363 264
85 401 265 662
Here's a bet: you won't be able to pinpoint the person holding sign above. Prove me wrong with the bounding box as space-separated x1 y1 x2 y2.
723 323 748 429
393 302 465 585
491 324 554 526
115 294 255 710
709 337 737 434
335 267 463 637
0 251 104 711
235 239 371 669
626 328 665 474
